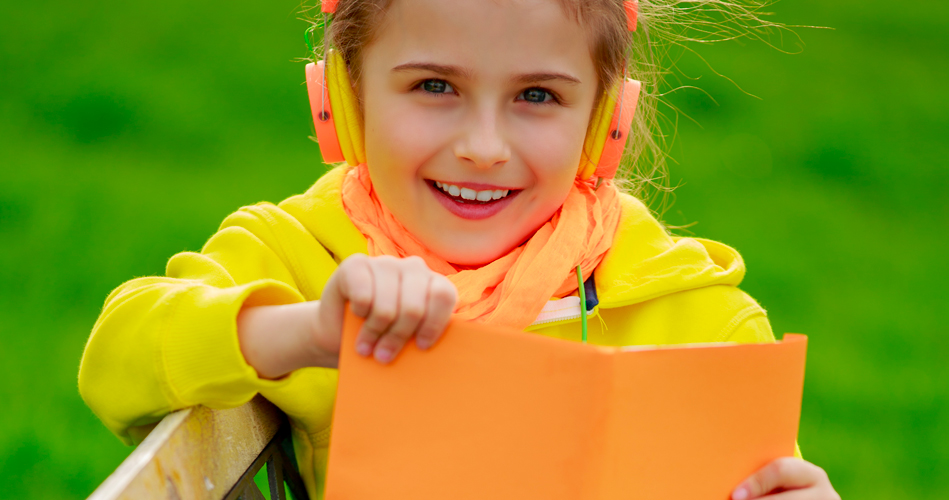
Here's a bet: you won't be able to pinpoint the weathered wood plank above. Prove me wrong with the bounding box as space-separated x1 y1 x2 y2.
88 396 283 500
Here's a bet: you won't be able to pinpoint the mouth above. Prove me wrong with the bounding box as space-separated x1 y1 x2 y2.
427 180 521 220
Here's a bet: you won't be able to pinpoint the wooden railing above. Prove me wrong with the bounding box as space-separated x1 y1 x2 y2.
87 396 309 500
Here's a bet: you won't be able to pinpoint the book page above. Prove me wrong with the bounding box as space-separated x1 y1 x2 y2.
325 309 612 500
603 337 807 500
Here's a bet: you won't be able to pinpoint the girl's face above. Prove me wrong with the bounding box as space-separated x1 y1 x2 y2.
360 0 598 265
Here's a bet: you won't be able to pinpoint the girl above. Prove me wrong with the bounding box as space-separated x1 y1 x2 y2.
79 0 839 499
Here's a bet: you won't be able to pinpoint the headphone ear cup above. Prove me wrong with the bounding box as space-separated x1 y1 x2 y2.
305 61 345 164
592 79 641 180
578 86 619 180
327 50 366 166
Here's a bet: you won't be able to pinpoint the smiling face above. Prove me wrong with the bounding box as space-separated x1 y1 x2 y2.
359 0 599 265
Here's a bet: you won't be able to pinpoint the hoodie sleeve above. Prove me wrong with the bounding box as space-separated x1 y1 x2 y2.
78 203 337 445
722 310 776 344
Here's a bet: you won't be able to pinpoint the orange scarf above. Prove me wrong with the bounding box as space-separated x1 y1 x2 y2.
341 165 622 330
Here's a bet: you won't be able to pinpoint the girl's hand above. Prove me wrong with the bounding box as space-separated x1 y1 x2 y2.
237 254 457 378
732 457 840 500
314 254 458 365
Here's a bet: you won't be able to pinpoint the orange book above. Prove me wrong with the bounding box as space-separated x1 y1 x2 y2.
325 310 807 500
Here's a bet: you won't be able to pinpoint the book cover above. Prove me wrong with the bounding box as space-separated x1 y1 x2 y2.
325 310 806 500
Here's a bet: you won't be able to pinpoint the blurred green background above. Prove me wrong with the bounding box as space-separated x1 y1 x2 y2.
1 0 945 497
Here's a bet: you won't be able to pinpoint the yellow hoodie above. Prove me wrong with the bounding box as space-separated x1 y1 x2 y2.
79 167 776 499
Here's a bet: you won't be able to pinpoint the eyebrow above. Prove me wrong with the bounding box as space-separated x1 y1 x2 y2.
392 62 474 80
391 62 581 85
512 72 581 85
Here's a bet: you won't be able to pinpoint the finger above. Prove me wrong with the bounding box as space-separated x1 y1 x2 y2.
415 274 457 350
332 254 374 318
733 458 825 500
354 257 400 357
373 257 431 363
317 254 373 349
751 490 812 500
752 486 840 500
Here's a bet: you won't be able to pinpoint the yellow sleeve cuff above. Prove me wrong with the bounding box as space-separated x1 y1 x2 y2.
160 279 305 408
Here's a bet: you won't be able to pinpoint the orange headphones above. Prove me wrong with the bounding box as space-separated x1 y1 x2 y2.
305 0 642 182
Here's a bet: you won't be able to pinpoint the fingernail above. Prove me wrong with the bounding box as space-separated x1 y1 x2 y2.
732 487 748 500
374 347 394 363
356 341 372 357
416 337 431 350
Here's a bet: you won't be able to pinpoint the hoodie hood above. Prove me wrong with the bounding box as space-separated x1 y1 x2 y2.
594 194 746 309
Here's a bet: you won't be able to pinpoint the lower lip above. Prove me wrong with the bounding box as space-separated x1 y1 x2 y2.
428 182 519 220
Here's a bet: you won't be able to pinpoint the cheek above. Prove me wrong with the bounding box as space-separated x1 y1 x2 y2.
364 95 451 176
515 113 587 185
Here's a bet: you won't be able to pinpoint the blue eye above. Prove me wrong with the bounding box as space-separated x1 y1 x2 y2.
420 79 453 95
520 88 555 104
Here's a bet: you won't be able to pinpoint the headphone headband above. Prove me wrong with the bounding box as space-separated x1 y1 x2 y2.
320 0 638 31
624 1 639 31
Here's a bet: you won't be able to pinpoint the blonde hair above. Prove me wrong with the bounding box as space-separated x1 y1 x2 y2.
303 0 788 213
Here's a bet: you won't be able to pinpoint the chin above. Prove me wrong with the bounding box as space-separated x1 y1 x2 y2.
445 253 500 267
429 245 498 267
427 233 522 267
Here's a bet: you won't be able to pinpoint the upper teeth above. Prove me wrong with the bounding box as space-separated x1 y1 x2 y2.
435 181 510 201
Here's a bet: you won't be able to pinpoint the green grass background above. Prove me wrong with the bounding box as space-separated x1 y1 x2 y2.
1 0 945 497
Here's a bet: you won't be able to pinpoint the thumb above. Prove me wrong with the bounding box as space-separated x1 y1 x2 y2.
733 458 809 500
317 255 374 346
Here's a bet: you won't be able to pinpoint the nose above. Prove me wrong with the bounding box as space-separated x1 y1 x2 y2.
453 105 511 170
